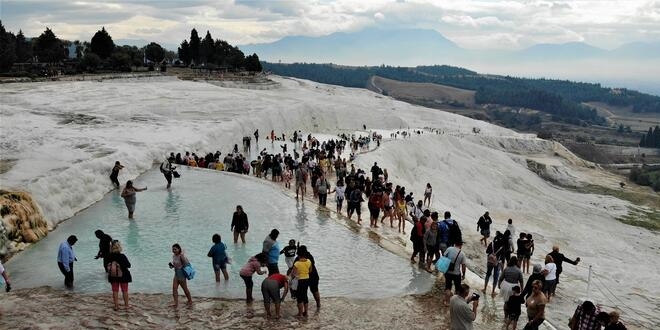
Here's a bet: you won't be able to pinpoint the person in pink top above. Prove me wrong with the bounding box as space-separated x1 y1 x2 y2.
239 252 267 303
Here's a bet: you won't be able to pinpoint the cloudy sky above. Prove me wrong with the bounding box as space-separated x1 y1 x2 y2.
1 0 659 50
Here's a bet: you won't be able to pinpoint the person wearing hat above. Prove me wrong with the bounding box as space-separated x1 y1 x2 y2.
57 235 78 288
443 239 467 305
521 264 545 300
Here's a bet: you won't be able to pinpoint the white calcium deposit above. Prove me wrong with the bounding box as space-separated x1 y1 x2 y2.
0 76 657 328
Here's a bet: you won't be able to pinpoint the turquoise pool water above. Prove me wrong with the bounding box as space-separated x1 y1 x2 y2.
7 166 433 298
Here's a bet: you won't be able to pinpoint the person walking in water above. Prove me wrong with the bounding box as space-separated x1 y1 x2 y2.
107 240 132 311
239 252 267 303
262 229 281 275
231 205 249 244
160 158 176 189
207 234 229 282
254 129 259 143
169 243 193 307
57 235 78 289
120 180 147 219
548 245 580 286
109 161 124 188
94 230 113 271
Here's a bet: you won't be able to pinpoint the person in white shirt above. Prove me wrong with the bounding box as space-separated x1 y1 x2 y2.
541 255 557 302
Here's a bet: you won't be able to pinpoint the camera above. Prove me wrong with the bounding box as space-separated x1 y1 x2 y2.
471 293 480 301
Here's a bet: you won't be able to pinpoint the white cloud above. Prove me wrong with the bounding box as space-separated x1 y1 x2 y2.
1 0 658 50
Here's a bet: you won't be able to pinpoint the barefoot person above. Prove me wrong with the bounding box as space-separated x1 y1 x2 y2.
261 273 289 319
207 234 229 282
169 243 193 307
239 253 267 303
94 230 113 271
107 240 132 311
524 280 547 330
120 180 147 219
57 235 78 289
160 158 176 189
231 205 249 244
293 248 312 317
109 161 124 188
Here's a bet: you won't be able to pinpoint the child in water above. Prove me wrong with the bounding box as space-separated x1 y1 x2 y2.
280 239 298 270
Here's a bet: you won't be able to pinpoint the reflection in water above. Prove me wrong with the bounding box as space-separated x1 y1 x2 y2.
295 199 307 232
165 189 181 220
126 219 140 253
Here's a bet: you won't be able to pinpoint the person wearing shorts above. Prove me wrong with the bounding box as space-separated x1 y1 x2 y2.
443 241 466 305
107 241 132 311
207 234 229 282
261 273 289 319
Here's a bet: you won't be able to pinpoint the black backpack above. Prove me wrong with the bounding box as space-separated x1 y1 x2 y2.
445 219 462 246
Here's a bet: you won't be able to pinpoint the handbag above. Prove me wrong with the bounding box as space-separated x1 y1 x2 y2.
183 263 196 280
437 249 461 273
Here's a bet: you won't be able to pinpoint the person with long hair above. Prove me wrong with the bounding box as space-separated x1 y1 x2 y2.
231 205 249 244
239 252 267 303
169 243 193 308
423 183 432 207
120 180 147 219
107 240 132 311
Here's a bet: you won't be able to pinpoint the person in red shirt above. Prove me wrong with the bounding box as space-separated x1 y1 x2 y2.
261 273 289 319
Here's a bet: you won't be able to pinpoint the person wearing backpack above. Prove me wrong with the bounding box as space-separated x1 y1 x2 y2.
443 211 463 247
368 188 384 228
107 240 132 311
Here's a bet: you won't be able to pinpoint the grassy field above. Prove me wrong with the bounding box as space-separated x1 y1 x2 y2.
369 75 476 107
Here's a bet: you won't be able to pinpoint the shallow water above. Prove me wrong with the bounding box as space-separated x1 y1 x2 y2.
6 166 434 298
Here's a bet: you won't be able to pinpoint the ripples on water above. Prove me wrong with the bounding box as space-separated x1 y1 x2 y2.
7 166 434 299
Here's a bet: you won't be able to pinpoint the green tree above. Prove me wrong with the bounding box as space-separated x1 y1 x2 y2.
617 124 624 133
189 28 200 64
110 52 131 71
200 31 214 64
79 52 101 72
654 126 660 148
90 27 115 59
244 53 262 72
640 134 647 147
178 40 191 65
34 28 66 63
15 30 32 62
0 21 17 72
143 42 165 62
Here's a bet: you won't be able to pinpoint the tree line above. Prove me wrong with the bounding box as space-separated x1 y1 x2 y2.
263 62 627 125
177 29 262 72
0 20 261 75
639 126 660 148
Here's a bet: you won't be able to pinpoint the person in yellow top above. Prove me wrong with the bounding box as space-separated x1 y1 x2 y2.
215 162 224 171
293 246 313 317
188 158 198 167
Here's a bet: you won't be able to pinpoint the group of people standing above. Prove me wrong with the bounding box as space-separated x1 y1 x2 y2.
99 128 631 328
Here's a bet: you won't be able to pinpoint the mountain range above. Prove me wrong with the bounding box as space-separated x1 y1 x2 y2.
240 28 660 95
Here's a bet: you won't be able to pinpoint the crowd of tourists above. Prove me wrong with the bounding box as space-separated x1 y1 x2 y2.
0 127 630 327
